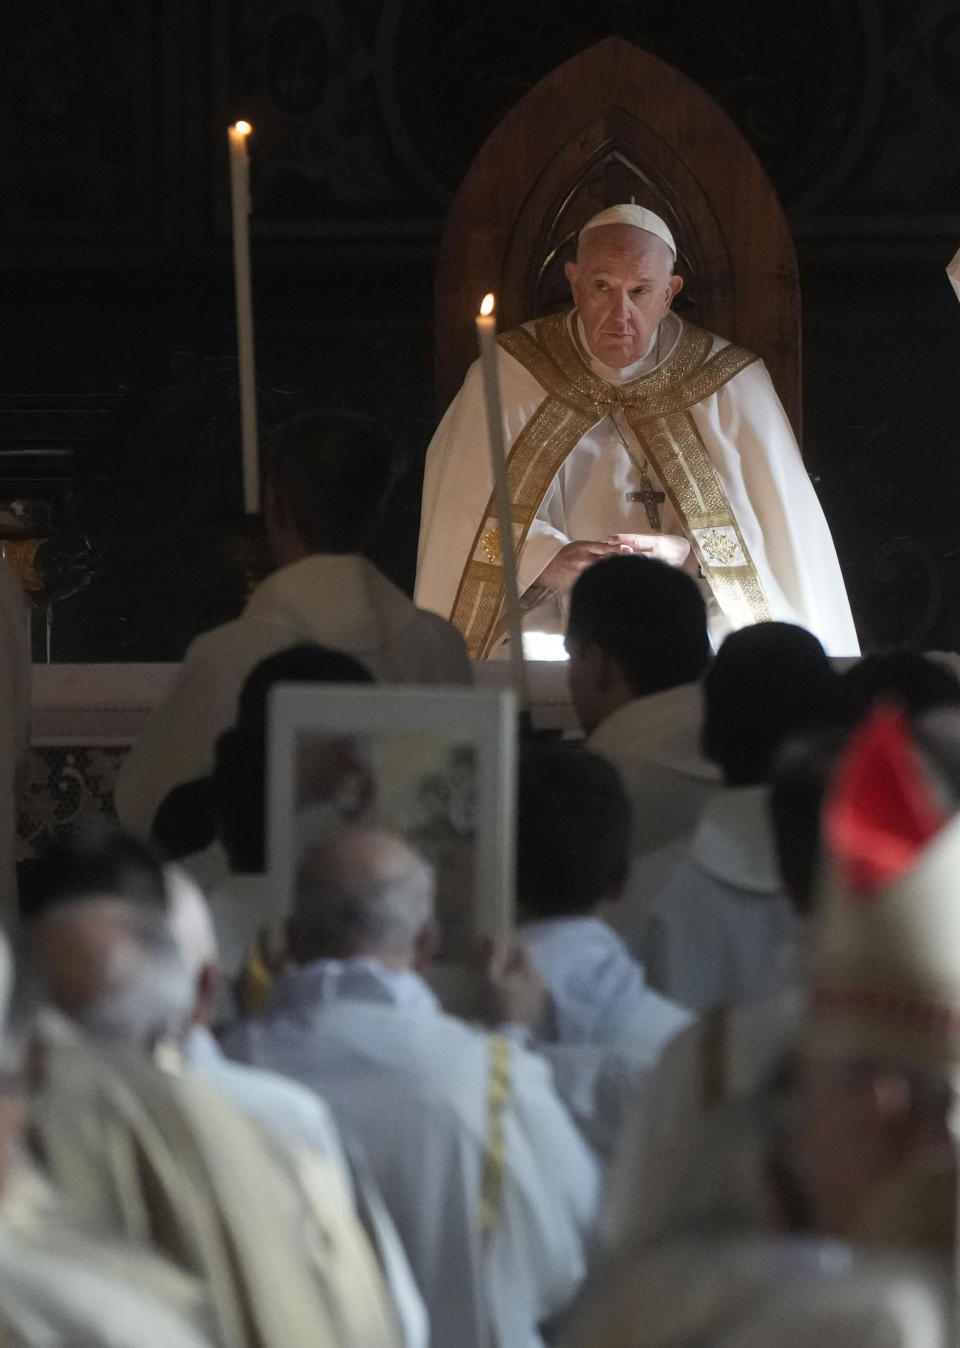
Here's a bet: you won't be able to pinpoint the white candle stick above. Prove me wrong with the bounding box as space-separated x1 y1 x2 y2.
475 293 528 706
228 121 260 515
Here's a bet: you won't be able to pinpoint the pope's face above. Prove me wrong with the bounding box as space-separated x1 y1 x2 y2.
565 225 683 368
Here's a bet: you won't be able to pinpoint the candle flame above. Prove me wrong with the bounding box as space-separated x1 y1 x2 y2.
234 120 252 136
480 293 495 317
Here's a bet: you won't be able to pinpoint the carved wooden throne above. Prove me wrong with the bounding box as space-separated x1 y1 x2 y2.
435 36 801 440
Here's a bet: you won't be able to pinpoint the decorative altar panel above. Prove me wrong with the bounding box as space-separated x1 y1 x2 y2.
19 662 574 862
20 665 176 863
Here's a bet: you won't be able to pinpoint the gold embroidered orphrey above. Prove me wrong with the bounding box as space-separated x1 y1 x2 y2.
449 311 775 657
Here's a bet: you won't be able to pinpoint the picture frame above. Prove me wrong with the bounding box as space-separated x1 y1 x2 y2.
267 683 517 956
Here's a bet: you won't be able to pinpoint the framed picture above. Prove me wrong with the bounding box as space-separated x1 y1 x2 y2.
267 684 517 959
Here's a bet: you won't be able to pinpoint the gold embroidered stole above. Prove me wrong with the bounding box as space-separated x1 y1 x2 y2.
480 1035 511 1241
450 311 774 657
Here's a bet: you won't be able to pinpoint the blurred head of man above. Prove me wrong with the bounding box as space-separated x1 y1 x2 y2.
565 554 709 735
702 622 840 786
516 743 631 921
23 820 166 922
264 409 403 566
287 827 437 973
213 642 374 874
564 224 683 368
30 896 194 1057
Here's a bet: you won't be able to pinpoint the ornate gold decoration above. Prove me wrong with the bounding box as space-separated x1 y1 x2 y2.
451 313 771 657
0 538 44 592
698 529 741 565
480 1035 511 1239
501 310 758 421
480 528 502 563
636 413 772 627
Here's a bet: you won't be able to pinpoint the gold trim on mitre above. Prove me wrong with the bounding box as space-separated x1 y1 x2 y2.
449 311 772 657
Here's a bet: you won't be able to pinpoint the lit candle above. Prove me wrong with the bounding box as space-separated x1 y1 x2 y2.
475 294 527 706
228 121 259 515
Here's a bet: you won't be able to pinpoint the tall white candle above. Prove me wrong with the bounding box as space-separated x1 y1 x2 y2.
228 121 260 515
475 293 528 706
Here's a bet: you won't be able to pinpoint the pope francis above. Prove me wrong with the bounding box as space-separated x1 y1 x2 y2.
415 204 859 658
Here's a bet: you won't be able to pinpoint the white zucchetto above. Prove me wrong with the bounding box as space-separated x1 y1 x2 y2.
579 204 677 259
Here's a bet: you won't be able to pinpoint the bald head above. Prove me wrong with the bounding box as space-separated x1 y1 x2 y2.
287 827 435 968
565 225 682 368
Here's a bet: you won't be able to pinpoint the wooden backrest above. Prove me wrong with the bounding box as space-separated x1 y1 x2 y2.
435 37 801 440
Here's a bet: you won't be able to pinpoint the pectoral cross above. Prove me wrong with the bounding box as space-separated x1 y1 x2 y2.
626 464 665 531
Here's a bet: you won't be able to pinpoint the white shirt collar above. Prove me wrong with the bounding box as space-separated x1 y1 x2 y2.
278 956 441 1014
588 682 720 782
689 785 781 891
520 916 648 1043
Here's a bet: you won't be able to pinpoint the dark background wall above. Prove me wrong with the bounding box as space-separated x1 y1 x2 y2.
3 0 960 660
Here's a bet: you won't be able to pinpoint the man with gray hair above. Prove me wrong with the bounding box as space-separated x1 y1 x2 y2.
166 864 428 1348
416 203 858 657
0 923 221 1346
26 881 405 1348
225 825 599 1348
30 896 195 1053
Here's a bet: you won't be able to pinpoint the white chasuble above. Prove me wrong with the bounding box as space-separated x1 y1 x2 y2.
416 310 859 657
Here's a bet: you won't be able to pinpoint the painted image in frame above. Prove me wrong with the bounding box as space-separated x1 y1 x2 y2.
267 684 517 962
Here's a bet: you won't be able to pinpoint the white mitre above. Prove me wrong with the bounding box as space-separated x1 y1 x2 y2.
579 204 677 259
811 704 960 1080
810 704 960 1255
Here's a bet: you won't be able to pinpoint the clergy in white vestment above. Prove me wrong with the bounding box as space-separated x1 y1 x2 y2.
416 203 859 659
0 1161 220 1348
116 409 470 838
600 985 806 1249
0 558 29 927
641 622 840 1008
562 705 960 1347
224 826 600 1348
28 898 404 1348
602 710 837 1252
0 924 218 1347
515 743 693 1156
562 555 720 951
645 784 802 1011
166 864 429 1348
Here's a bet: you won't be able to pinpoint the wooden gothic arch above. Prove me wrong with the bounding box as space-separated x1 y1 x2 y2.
435 37 801 440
